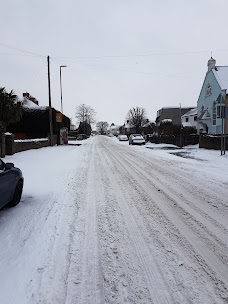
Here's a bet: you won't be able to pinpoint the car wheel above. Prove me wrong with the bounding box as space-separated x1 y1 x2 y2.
8 180 23 207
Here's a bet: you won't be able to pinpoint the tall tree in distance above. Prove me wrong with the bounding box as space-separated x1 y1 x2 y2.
75 103 96 125
126 106 147 133
96 121 109 135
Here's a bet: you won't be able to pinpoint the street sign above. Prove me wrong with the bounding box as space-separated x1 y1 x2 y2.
56 112 62 123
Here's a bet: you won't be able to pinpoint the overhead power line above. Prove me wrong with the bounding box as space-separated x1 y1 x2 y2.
0 42 46 58
0 52 41 57
51 58 203 79
53 49 228 60
1 42 228 60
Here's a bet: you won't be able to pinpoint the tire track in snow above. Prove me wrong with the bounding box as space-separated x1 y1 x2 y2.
107 142 228 254
127 147 228 231
96 144 174 304
123 152 228 248
30 146 90 304
79 142 104 304
102 141 228 292
114 143 228 223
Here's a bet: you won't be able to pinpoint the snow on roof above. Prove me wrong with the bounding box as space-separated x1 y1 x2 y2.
182 108 197 117
142 120 155 127
159 106 194 110
161 119 172 123
22 97 47 110
124 123 134 128
212 66 228 91
110 125 119 130
22 97 40 108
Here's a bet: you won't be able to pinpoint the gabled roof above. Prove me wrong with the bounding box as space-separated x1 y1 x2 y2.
182 108 197 117
198 109 211 120
212 66 228 91
142 120 155 127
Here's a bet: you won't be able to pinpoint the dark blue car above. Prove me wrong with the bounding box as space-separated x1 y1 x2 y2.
0 159 24 209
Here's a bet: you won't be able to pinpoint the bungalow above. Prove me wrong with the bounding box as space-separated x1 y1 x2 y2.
197 58 228 135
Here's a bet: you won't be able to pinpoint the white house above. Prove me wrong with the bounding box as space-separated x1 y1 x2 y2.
109 124 119 136
181 108 197 128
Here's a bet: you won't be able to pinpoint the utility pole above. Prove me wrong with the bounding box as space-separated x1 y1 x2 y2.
47 56 53 146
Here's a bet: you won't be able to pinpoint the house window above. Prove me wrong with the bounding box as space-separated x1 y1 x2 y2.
212 102 216 125
216 105 225 118
194 116 197 121
185 117 189 122
217 105 221 118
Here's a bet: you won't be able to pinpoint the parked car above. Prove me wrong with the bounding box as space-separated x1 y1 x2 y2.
118 135 128 141
76 134 88 140
129 134 146 145
0 159 24 209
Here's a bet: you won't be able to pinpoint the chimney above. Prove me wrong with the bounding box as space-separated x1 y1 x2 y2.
23 92 30 98
207 57 216 72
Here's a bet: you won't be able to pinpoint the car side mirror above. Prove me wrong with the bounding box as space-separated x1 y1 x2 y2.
5 163 14 170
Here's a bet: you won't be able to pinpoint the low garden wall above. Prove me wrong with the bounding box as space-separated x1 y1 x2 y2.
199 134 228 150
149 134 199 147
2 134 58 156
14 138 50 153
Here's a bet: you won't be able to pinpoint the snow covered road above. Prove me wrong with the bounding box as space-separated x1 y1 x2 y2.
0 136 228 303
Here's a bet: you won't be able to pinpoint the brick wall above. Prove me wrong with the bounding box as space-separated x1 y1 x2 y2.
5 134 15 155
14 139 50 153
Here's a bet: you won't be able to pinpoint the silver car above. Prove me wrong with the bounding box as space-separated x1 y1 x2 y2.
118 135 128 141
129 134 146 145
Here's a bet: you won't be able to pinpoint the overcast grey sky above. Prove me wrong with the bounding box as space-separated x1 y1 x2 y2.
1 0 228 126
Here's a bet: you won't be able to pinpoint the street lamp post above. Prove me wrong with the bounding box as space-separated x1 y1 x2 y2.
60 65 67 114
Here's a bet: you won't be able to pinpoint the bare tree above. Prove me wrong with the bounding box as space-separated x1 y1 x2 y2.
126 106 147 133
96 121 109 135
75 104 96 124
